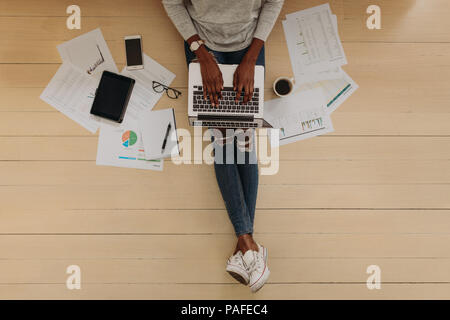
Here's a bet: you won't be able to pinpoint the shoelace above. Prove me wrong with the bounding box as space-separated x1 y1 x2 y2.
231 255 242 264
243 251 262 274
229 253 245 268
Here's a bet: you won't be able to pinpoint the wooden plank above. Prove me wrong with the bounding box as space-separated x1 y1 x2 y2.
0 0 166 17
341 43 450 114
0 63 188 88
2 209 450 234
1 111 450 136
3 283 450 299
0 17 184 42
2 160 450 186
1 137 449 161
4 1 450 45
0 111 192 136
2 234 450 259
0 0 343 48
343 0 450 43
0 0 343 20
1 258 449 284
1 184 450 210
0 39 184 64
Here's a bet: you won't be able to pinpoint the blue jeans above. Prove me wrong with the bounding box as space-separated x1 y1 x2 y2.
184 42 265 236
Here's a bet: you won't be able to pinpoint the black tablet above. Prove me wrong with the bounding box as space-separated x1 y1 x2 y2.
90 71 135 123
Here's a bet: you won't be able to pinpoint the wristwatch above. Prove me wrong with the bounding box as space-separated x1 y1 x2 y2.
189 40 205 52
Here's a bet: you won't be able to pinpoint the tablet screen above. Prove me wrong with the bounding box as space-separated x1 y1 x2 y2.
90 71 135 122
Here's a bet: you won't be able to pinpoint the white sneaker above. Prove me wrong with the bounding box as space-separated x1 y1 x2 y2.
242 244 270 293
226 251 250 285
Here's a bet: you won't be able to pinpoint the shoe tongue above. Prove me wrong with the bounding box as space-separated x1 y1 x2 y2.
242 250 255 267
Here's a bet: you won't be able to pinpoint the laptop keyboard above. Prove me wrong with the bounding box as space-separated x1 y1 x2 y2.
193 120 258 128
192 86 259 114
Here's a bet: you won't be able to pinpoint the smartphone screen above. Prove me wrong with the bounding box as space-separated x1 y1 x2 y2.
125 38 143 66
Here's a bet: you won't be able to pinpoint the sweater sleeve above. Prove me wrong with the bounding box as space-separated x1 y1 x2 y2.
162 0 198 40
253 0 284 42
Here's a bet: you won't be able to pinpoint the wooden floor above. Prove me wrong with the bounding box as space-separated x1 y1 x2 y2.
1 0 450 299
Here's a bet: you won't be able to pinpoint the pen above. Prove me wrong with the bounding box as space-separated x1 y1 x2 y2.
161 122 172 153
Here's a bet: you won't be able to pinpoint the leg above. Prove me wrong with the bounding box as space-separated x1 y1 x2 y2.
222 45 265 66
235 129 259 226
212 131 253 237
214 163 254 237
235 130 259 253
237 163 258 227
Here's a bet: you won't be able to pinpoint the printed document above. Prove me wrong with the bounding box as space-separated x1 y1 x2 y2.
96 117 163 171
300 69 359 114
58 28 118 79
285 4 347 73
283 4 347 85
40 63 100 133
139 108 179 160
120 54 176 123
265 88 334 145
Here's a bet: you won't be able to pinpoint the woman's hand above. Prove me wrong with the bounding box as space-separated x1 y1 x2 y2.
187 34 223 107
234 59 256 104
196 46 223 107
197 46 223 106
233 38 264 104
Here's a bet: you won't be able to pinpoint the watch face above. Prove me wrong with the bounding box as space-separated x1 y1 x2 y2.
191 42 200 51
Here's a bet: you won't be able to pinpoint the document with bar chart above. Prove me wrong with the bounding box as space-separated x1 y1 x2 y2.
265 88 334 146
96 117 163 171
300 69 359 113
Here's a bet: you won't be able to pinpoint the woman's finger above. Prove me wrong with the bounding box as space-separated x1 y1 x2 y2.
243 82 251 103
203 80 208 100
209 91 215 107
235 83 244 103
248 81 254 104
233 71 238 91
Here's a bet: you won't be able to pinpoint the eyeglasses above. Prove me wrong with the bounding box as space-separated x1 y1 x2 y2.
152 81 182 99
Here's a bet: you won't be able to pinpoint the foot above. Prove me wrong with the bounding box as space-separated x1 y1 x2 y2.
236 234 259 254
242 243 270 293
226 251 250 285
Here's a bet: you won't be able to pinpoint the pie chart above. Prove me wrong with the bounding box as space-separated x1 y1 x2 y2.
122 130 137 147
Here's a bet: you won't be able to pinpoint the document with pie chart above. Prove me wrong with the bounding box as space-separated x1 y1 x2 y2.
96 117 163 171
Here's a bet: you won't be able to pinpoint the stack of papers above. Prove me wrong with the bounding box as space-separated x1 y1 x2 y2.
96 54 175 171
40 28 176 171
283 3 346 86
267 4 359 145
40 28 117 133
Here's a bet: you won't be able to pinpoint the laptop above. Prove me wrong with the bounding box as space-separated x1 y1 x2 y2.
188 63 271 128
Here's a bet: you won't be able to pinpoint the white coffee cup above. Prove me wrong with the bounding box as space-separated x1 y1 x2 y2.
273 77 295 97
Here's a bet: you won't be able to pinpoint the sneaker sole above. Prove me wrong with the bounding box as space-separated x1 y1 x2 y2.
226 264 249 285
250 247 270 293
227 270 249 285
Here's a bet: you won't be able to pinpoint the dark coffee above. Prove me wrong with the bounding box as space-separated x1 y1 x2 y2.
275 79 292 95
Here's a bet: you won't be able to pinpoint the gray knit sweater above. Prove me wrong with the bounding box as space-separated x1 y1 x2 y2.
162 0 284 52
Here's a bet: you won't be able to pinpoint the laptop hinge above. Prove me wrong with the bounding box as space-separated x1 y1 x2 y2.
197 114 254 122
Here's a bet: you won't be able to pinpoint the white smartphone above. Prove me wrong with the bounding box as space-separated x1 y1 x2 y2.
124 35 143 70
